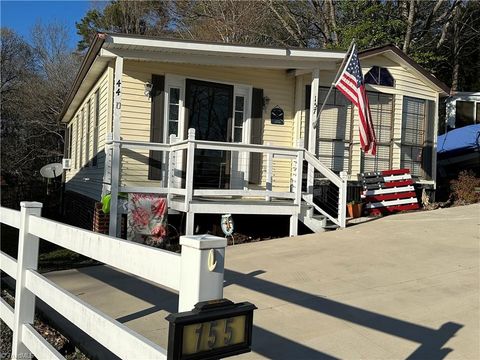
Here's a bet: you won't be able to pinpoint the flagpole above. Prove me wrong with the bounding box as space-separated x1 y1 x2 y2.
313 38 356 129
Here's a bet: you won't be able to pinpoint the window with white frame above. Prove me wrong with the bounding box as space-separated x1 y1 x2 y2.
168 87 180 137
365 66 395 87
401 96 426 177
233 95 245 142
362 92 394 172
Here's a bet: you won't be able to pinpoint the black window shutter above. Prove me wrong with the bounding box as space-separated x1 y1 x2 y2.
422 100 436 180
64 126 70 158
249 88 264 184
148 75 165 180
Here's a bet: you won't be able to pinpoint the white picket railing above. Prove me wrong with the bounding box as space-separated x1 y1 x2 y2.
110 128 347 235
0 203 227 360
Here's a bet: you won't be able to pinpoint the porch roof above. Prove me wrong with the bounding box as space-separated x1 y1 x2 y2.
60 33 346 123
101 32 346 68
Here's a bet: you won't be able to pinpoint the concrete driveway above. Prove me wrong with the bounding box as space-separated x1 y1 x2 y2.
46 204 479 359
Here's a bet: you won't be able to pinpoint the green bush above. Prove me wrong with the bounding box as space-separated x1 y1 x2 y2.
450 170 480 204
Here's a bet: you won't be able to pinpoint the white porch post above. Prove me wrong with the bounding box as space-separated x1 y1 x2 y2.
265 143 273 202
185 128 195 235
178 235 227 312
109 56 123 237
339 171 348 228
290 146 304 237
432 93 440 190
306 69 320 206
12 202 42 359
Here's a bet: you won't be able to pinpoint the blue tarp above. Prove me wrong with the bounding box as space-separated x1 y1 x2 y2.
437 124 480 154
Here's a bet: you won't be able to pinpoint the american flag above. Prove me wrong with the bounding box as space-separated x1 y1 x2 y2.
335 45 377 156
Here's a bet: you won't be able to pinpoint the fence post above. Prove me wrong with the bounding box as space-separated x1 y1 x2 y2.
185 129 196 235
339 171 348 228
178 234 227 312
12 201 42 359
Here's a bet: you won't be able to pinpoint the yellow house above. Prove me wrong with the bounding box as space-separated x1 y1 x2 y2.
60 33 449 237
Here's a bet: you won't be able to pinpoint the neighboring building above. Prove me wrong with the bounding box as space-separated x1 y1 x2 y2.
59 33 449 237
437 92 480 182
445 92 480 129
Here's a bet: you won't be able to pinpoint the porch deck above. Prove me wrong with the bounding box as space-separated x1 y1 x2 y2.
169 195 298 215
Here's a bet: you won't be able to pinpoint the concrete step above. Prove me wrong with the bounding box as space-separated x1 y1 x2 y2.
299 204 327 233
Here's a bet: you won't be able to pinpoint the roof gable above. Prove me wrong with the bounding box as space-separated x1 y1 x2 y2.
359 45 450 96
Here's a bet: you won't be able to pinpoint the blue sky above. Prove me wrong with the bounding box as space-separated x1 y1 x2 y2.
1 1 99 49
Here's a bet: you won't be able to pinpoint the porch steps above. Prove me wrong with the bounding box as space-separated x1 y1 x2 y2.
299 204 327 233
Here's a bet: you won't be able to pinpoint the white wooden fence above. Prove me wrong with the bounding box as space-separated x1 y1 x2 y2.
0 202 227 360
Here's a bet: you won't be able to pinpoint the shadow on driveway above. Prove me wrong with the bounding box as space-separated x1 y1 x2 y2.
75 265 462 359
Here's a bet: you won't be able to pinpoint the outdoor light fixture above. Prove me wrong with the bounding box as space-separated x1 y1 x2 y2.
263 95 271 110
144 82 153 97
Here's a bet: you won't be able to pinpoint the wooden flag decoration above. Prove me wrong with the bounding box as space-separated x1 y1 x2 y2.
359 169 420 216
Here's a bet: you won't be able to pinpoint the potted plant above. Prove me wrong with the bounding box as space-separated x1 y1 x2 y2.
347 200 363 218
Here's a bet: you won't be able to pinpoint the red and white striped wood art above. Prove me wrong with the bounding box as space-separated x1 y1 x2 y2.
359 169 420 215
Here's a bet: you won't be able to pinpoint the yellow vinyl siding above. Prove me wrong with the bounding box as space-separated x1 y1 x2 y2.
65 65 112 200
297 54 440 179
120 60 296 191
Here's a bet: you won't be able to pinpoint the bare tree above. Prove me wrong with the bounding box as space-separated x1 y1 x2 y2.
1 23 81 182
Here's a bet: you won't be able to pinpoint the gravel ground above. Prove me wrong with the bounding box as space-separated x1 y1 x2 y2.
0 289 89 360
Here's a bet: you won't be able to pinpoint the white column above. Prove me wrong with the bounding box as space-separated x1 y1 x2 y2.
290 146 304 237
109 56 123 237
307 69 320 199
178 235 227 312
339 171 348 228
185 129 195 235
432 94 440 190
265 143 273 201
12 202 42 359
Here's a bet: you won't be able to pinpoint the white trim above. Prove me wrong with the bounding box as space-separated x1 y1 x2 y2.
25 270 168 360
0 251 17 279
22 324 64 360
105 34 346 60
0 298 14 329
28 215 182 291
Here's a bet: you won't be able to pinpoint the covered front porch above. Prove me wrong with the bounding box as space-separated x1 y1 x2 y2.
100 34 348 237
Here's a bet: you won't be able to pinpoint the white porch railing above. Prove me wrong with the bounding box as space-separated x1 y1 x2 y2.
107 128 347 235
0 202 227 360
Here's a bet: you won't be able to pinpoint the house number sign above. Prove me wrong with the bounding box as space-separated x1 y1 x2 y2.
166 299 256 360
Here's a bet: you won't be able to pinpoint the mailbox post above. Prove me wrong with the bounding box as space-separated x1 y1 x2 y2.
178 235 227 312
